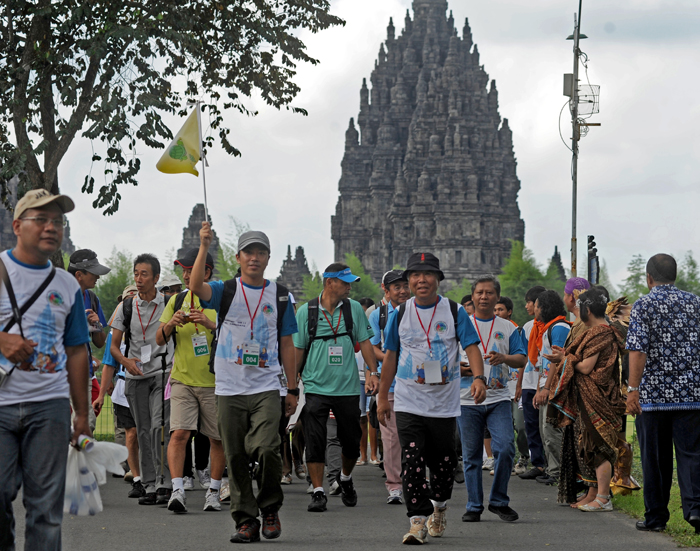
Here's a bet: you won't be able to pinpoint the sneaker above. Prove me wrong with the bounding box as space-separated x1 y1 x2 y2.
138 491 157 505
155 488 171 505
219 478 230 502
294 461 307 480
454 462 464 484
183 476 195 490
230 519 260 543
167 488 187 513
482 457 495 471
281 473 292 485
427 506 448 537
261 510 281 539
308 490 328 512
306 483 314 495
329 480 342 496
123 470 134 483
203 489 221 511
536 474 558 485
387 489 404 505
337 475 357 507
402 517 428 545
197 468 211 489
518 466 543 480
488 503 519 522
128 480 146 498
514 456 529 475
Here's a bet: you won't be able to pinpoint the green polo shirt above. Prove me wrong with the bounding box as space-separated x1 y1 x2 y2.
294 297 373 396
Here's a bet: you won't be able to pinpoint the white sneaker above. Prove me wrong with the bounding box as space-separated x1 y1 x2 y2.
183 476 194 490
329 480 341 496
197 468 211 489
490 469 495 476
167 488 187 513
281 473 292 485
219 478 230 502
203 489 221 511
306 483 314 495
387 489 404 505
482 457 495 471
514 456 529 475
403 517 428 545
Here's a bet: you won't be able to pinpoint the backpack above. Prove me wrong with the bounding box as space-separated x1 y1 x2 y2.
298 297 355 375
121 292 172 358
208 279 290 374
394 297 460 357
378 303 389 346
545 320 571 350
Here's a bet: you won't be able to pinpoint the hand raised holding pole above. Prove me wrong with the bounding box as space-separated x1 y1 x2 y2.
200 221 213 248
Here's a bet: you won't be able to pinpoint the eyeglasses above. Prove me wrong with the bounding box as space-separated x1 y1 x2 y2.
19 216 67 228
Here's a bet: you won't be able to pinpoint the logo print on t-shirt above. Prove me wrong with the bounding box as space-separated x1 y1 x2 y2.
434 321 447 333
494 331 505 341
47 291 63 306
261 304 274 316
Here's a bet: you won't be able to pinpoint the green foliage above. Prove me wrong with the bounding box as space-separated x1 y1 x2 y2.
345 253 381 302
444 279 472 303
301 271 323 303
62 251 70 270
499 241 552 325
0 1 344 212
675 251 700 295
598 261 618 299
216 216 250 281
94 248 134 321
619 255 648 303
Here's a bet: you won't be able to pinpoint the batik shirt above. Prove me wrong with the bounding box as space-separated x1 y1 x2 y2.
626 284 700 411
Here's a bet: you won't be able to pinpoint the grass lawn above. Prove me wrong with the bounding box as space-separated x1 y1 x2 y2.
94 394 116 442
612 418 700 547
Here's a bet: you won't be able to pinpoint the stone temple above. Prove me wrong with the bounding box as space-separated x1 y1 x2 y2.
331 0 525 287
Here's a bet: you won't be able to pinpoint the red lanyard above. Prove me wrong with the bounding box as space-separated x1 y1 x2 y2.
414 298 440 357
240 280 267 340
473 316 496 356
321 307 343 343
135 297 158 340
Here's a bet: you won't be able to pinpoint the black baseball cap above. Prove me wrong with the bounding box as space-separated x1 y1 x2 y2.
382 270 406 286
69 249 111 276
175 248 214 271
405 252 444 281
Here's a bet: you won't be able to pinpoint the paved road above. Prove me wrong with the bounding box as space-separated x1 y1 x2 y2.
13 465 675 550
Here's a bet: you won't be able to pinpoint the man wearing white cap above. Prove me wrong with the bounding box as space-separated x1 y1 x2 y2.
0 190 91 550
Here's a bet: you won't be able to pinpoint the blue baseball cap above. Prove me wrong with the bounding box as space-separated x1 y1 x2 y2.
323 267 360 283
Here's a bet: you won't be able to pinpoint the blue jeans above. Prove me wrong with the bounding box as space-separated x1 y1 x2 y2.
0 398 71 551
458 400 515 512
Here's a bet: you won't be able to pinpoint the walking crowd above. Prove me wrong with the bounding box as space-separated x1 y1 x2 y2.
1 190 699 549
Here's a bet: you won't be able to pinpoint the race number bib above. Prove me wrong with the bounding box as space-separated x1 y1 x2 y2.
242 342 260 367
192 333 209 357
328 345 343 366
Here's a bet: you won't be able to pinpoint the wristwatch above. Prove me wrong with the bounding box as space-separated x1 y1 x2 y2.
287 388 300 397
474 375 487 385
627 386 639 393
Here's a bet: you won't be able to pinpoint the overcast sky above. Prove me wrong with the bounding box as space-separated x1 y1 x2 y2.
57 0 700 288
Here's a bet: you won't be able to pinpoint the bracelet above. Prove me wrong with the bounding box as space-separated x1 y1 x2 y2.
542 387 550 391
370 372 379 377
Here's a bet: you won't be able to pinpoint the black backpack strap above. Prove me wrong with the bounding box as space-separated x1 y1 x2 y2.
0 258 56 337
306 297 319 344
87 289 99 314
341 299 355 347
208 278 238 374
173 290 188 313
448 298 460 346
546 321 570 346
275 283 290 349
378 303 388 345
122 296 134 358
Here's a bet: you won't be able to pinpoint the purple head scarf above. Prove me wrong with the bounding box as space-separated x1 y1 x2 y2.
564 277 590 295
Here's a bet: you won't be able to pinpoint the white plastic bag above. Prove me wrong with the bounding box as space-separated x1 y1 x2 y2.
64 440 128 516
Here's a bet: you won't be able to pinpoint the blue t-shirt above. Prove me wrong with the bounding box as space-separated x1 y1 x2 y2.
539 323 570 389
368 302 397 393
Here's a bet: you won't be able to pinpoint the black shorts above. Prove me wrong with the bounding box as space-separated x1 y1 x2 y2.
114 403 136 429
302 393 362 464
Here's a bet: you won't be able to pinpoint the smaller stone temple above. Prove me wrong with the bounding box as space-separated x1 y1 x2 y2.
178 203 219 266
277 245 311 300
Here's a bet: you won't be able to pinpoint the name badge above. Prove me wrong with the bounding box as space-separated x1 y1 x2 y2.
141 344 152 364
423 360 443 385
278 368 288 388
242 342 260 367
192 333 209 357
328 345 343 366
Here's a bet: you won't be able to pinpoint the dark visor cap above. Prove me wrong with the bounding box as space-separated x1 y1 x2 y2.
175 248 215 271
405 252 444 281
382 269 407 286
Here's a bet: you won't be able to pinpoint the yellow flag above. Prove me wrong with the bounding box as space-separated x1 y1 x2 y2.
156 109 200 176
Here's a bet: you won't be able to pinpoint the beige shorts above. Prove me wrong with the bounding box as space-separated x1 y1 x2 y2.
169 380 220 440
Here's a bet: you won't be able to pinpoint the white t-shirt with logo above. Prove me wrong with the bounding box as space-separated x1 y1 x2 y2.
202 278 297 397
384 296 480 418
0 250 90 406
460 315 527 406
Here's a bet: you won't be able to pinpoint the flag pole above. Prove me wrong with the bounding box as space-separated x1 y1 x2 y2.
195 101 210 224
